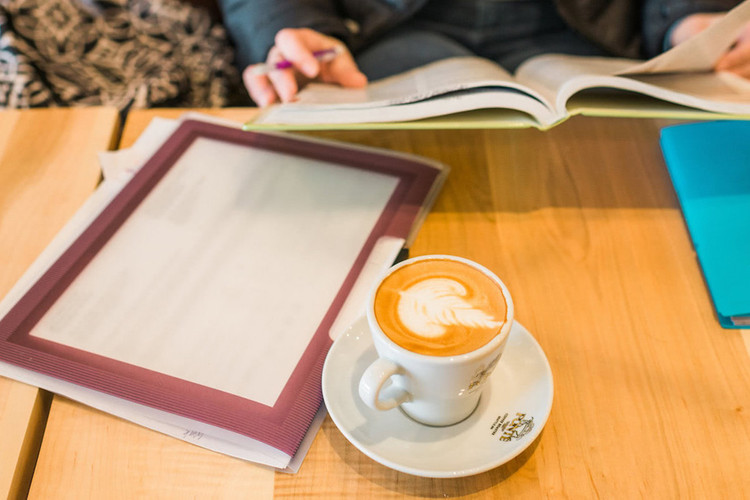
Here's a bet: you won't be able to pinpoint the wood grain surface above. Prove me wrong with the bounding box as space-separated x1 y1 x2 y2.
0 107 120 499
21 109 750 498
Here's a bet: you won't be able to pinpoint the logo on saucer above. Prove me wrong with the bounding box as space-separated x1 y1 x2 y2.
490 412 535 442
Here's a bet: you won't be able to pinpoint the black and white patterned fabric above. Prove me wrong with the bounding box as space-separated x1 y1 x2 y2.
0 0 242 110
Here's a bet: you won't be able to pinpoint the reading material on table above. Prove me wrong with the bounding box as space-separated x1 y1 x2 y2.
247 0 750 130
660 120 750 329
0 116 448 471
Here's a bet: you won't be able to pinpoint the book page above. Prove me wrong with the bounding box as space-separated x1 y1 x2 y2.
516 0 750 85
271 56 549 110
515 55 636 111
562 72 750 115
515 1 750 114
29 137 400 408
256 87 557 127
622 71 750 108
618 0 750 75
516 54 750 115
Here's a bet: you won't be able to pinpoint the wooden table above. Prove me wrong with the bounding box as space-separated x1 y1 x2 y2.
4 108 749 498
0 108 120 498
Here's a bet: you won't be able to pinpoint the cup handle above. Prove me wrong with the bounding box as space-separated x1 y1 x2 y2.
358 358 411 411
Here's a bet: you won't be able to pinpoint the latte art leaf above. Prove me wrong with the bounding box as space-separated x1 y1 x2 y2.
397 278 503 338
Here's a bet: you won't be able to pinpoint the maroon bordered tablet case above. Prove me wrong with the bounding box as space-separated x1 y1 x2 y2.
0 119 446 462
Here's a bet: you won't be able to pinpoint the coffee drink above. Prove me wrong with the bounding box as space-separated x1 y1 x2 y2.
373 257 508 356
361 255 514 425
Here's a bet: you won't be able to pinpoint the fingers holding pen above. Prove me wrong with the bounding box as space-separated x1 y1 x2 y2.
266 45 302 103
273 28 367 89
243 67 279 107
243 28 367 107
243 45 297 106
274 28 326 78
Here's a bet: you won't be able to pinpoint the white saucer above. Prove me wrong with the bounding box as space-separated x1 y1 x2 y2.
322 317 554 478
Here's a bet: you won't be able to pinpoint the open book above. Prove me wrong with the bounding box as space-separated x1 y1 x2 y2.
249 0 750 130
0 116 448 471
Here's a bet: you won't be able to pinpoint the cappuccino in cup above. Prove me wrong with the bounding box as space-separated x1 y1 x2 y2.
359 255 513 426
373 257 508 357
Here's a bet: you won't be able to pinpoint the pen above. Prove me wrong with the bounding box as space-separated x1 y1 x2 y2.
248 47 342 75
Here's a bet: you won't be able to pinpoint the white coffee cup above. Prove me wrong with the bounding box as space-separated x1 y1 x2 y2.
358 255 514 426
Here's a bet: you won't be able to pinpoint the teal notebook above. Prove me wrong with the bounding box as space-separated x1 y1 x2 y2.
660 121 750 329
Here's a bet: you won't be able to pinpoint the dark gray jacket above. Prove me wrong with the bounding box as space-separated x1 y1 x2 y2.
219 0 741 69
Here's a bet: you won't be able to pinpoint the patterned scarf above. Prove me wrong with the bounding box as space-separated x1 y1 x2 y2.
0 0 242 110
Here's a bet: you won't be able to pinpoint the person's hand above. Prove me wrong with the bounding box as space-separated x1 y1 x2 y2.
716 20 750 77
670 13 750 78
244 28 367 106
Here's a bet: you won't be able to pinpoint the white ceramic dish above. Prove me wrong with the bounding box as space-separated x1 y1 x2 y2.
322 317 554 478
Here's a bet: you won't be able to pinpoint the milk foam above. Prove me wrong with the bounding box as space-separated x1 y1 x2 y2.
397 277 504 338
